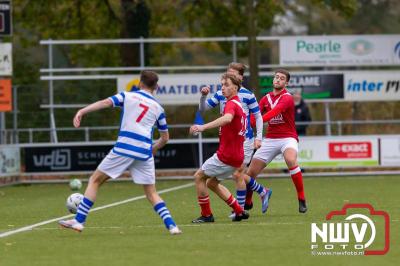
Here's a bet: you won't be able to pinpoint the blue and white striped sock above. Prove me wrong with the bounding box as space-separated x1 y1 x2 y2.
75 197 94 224
236 190 246 209
248 177 266 197
154 201 176 230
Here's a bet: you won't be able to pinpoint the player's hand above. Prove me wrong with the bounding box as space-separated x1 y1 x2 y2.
190 124 204 135
152 147 158 156
73 110 83 128
254 139 262 149
200 86 210 96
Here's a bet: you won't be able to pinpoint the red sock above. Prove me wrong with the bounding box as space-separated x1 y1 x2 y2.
289 166 305 201
198 195 212 217
225 195 243 215
245 184 254 205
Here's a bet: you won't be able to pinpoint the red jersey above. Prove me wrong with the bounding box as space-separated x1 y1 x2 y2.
259 89 298 141
216 95 246 167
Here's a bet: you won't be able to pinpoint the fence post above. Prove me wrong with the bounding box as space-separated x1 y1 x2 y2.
324 102 331 136
13 85 18 143
140 36 145 68
85 127 89 142
29 128 33 143
232 35 237 62
198 133 203 167
48 40 58 143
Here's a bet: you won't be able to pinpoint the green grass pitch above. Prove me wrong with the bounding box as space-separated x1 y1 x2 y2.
0 175 399 266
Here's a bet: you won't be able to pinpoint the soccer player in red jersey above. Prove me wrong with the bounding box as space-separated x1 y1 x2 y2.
248 69 307 213
190 73 269 222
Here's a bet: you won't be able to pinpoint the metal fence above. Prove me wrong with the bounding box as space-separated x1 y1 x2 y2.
2 120 400 144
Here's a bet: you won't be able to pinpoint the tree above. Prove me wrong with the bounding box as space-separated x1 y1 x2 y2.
182 0 282 96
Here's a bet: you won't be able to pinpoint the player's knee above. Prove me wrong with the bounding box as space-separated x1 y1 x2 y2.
194 171 205 183
89 172 105 186
206 178 218 189
232 171 243 182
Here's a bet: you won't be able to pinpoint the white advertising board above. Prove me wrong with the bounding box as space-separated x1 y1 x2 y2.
0 146 20 176
380 137 400 166
0 43 12 75
268 136 379 168
280 35 400 66
344 71 400 101
117 73 222 105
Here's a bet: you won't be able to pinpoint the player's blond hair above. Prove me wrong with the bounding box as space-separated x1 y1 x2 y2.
228 62 246 77
221 72 241 90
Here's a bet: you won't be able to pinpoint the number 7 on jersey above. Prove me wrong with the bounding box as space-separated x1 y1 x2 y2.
136 103 149 122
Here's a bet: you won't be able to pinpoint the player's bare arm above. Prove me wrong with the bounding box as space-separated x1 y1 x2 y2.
190 113 233 135
73 99 113 128
152 131 169 155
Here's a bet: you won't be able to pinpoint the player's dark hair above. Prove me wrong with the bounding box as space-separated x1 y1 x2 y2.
222 72 241 90
228 62 246 77
274 68 290 82
140 70 159 90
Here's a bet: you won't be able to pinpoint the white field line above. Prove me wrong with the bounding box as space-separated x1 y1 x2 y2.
30 218 400 231
0 182 194 238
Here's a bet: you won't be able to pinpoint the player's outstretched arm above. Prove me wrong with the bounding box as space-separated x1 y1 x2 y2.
254 112 263 146
198 86 214 112
190 113 233 135
73 98 113 128
152 131 169 155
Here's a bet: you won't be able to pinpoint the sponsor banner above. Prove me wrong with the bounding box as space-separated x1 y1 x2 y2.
0 79 12 111
24 144 203 172
0 146 20 175
280 35 400 66
0 1 12 36
154 143 199 169
380 137 400 166
24 146 110 172
344 71 400 101
255 72 344 99
117 73 222 105
0 43 12 75
268 137 379 168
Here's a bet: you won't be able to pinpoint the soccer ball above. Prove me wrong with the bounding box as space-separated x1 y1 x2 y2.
69 178 82 191
66 193 84 214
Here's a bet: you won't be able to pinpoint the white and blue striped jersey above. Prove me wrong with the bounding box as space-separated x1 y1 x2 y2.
205 87 261 139
108 90 168 161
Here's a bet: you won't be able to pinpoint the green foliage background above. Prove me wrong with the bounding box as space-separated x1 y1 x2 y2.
4 0 400 142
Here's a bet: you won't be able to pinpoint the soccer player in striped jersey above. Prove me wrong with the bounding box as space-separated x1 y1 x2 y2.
59 71 181 235
190 72 269 223
248 69 307 213
199 63 263 213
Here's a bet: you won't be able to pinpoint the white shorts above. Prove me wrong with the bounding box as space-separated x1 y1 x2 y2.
244 138 255 165
253 138 298 164
201 153 236 179
97 150 155 184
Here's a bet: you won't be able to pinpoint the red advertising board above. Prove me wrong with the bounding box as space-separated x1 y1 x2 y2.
329 142 372 159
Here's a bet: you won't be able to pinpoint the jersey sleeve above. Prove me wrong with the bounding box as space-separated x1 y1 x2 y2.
261 95 292 122
258 96 267 114
245 93 260 114
156 107 168 132
108 92 125 108
206 91 223 108
275 94 293 112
